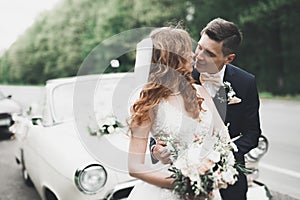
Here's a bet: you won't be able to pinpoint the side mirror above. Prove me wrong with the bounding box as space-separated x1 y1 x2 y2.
31 116 43 125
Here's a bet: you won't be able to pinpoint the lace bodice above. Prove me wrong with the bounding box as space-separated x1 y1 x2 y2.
151 99 214 154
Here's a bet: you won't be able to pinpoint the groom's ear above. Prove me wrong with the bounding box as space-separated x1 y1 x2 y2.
224 53 235 65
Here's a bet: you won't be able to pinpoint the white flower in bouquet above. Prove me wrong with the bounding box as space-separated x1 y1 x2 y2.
169 128 242 200
227 151 236 166
221 167 238 184
230 142 238 152
173 153 187 172
207 150 221 163
187 143 202 165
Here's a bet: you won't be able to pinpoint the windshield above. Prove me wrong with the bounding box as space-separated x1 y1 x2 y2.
51 74 135 123
51 78 120 122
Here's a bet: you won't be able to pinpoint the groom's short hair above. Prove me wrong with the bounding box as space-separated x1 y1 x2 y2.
201 18 243 55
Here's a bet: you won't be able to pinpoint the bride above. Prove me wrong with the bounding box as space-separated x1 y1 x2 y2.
127 27 228 199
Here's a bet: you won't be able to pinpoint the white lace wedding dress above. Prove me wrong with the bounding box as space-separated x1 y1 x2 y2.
128 97 222 200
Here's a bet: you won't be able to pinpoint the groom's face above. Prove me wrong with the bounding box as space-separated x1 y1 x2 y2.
194 33 229 74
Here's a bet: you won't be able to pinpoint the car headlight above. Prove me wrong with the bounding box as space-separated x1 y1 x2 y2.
245 135 269 162
74 164 107 194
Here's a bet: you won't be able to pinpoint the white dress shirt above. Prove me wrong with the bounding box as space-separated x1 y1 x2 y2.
200 65 226 97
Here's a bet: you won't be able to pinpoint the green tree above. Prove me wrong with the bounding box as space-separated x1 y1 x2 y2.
239 0 300 94
1 0 299 95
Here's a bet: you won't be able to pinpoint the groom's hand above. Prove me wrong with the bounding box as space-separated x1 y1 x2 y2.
152 140 172 165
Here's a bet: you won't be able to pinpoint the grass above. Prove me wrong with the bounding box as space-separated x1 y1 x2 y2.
259 92 300 102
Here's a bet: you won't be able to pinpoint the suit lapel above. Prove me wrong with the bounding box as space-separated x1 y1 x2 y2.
223 64 235 82
214 64 235 122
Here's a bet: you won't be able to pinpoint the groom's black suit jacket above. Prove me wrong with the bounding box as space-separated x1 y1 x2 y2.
192 64 261 200
192 64 261 163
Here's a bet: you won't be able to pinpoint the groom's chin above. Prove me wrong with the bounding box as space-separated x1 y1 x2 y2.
194 66 206 73
196 66 219 74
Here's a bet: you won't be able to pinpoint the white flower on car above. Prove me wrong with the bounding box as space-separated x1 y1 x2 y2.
107 125 115 133
104 117 116 126
88 114 123 136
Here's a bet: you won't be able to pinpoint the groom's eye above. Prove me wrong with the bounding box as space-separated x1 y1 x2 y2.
197 44 215 57
205 50 215 57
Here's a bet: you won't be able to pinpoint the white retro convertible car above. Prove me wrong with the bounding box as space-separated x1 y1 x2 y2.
10 72 141 200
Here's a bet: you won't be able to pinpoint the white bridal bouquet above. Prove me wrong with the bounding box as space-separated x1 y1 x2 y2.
168 130 241 200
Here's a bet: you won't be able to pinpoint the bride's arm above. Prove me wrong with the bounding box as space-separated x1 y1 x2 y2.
128 121 174 189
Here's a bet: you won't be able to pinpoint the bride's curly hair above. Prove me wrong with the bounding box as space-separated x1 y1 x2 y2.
129 27 204 128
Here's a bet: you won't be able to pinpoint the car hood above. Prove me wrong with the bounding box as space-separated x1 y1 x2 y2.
32 121 100 180
34 120 131 181
0 99 22 114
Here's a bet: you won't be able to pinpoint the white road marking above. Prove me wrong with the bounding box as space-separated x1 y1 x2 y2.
260 162 300 179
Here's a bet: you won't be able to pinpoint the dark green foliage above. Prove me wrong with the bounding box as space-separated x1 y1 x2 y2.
0 0 299 94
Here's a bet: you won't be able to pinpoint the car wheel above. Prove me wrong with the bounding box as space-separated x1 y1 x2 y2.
21 150 34 187
45 188 58 200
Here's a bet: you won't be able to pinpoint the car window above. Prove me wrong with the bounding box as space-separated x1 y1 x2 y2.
52 79 101 122
52 83 75 122
0 91 5 100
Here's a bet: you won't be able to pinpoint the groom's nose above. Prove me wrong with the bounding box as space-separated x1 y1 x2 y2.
191 52 195 60
195 49 204 61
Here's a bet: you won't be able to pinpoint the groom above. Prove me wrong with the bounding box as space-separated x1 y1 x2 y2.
151 18 262 200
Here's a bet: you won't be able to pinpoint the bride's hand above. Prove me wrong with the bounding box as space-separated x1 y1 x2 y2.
152 140 173 164
198 158 215 175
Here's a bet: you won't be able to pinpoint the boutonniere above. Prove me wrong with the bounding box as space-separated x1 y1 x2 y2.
88 115 124 136
223 81 242 105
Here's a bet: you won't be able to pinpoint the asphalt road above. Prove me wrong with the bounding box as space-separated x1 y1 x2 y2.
0 139 40 200
258 99 300 199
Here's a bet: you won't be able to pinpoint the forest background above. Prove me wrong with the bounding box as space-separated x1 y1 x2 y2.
0 0 299 95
